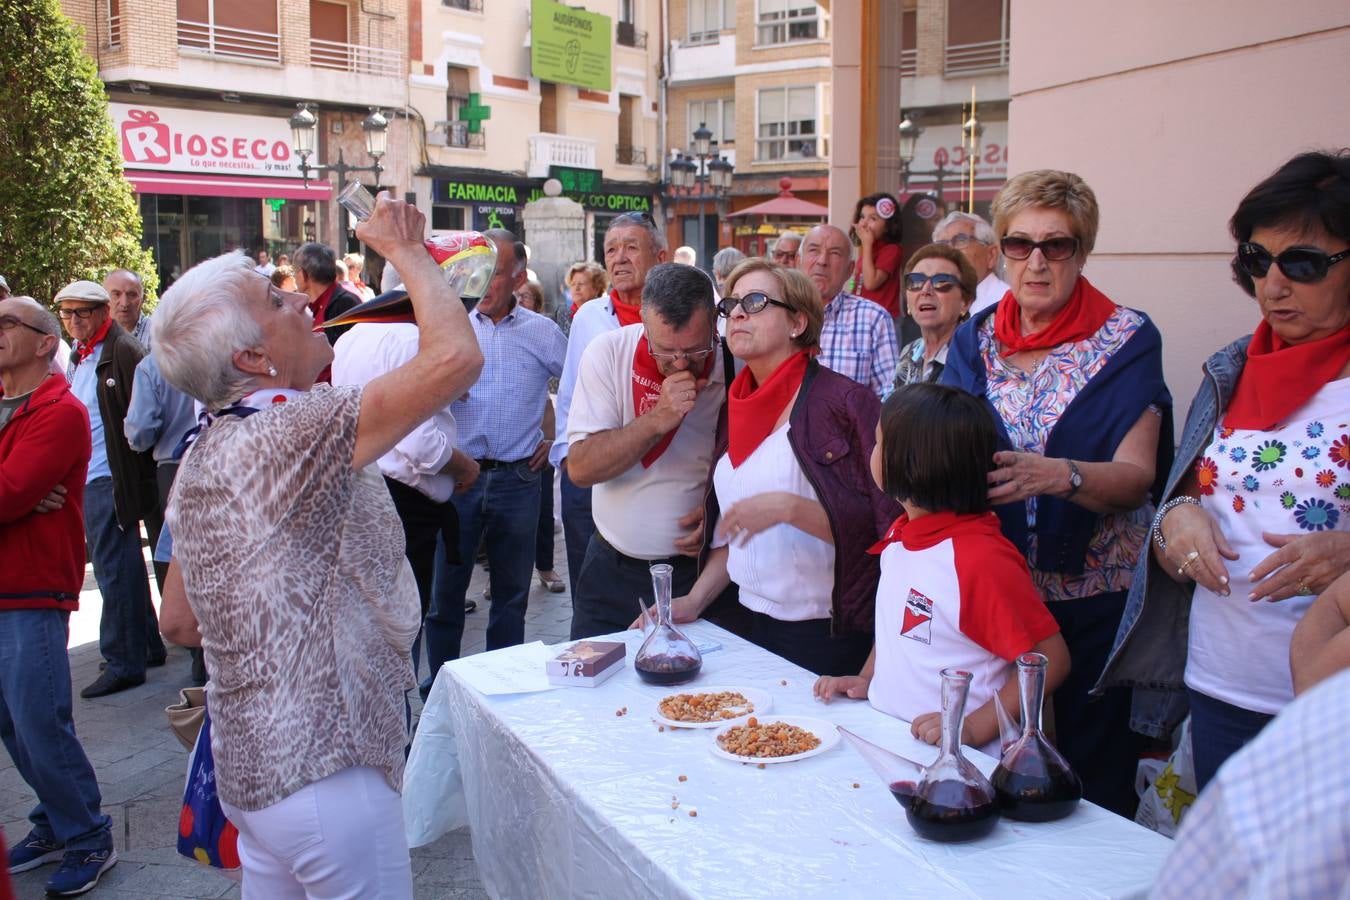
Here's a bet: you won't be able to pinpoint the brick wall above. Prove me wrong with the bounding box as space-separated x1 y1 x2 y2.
915 0 945 76
735 69 832 176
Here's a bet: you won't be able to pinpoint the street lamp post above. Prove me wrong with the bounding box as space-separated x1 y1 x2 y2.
288 103 389 251
669 122 733 270
897 112 951 202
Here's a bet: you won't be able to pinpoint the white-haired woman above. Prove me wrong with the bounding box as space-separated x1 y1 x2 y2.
154 195 482 897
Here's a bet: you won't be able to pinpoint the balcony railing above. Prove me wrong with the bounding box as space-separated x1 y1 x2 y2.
310 38 402 77
616 21 647 48
900 47 916 78
944 38 1009 75
616 145 646 166
444 122 486 149
441 0 482 9
107 12 122 48
177 19 280 63
527 133 596 178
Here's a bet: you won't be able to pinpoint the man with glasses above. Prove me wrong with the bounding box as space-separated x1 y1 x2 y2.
553 212 669 597
771 231 802 267
55 280 165 699
797 224 898 399
0 295 119 894
565 263 726 639
932 211 1010 315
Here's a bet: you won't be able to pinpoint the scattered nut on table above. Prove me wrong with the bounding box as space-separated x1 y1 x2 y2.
852 783 860 789
678 775 688 782
688 809 697 817
757 763 766 769
658 725 666 732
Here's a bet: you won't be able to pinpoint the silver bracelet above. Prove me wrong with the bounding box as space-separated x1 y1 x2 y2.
1151 496 1201 553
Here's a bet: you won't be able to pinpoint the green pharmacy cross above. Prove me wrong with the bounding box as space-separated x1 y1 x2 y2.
458 93 492 134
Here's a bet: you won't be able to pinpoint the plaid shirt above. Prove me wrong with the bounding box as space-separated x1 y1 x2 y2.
817 291 898 399
1152 667 1350 900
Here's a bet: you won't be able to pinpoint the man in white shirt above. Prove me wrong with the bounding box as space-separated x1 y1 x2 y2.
331 322 479 683
932 211 1010 316
553 212 669 596
566 263 724 639
253 250 276 278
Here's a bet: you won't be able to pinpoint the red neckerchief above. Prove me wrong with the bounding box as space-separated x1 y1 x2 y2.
73 316 114 363
611 289 642 327
309 283 337 325
632 334 715 468
1224 320 1350 431
868 510 1003 554
569 301 579 318
727 351 808 467
993 276 1116 357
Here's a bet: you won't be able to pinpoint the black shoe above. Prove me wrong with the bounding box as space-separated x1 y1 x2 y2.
464 600 478 614
80 671 145 699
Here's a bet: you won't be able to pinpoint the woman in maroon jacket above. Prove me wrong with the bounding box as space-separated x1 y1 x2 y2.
665 259 900 675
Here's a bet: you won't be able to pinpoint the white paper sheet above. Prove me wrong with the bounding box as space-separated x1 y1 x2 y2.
442 641 559 696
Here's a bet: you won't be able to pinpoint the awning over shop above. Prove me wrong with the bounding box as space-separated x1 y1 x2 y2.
728 177 830 219
125 170 333 201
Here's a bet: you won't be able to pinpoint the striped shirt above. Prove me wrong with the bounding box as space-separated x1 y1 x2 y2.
818 291 898 399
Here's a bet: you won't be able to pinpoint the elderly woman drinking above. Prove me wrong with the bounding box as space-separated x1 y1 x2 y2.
153 195 483 896
891 243 977 388
943 170 1172 816
646 259 900 675
1100 150 1350 792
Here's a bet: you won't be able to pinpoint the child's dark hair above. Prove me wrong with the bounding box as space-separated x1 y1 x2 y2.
852 191 905 245
879 383 997 515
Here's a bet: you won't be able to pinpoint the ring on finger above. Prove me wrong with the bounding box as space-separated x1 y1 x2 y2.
1297 579 1314 596
1177 551 1199 576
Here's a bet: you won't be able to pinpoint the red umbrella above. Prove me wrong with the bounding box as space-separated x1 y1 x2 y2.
727 177 830 219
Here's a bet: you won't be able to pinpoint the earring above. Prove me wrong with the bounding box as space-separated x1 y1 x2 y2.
267 365 278 377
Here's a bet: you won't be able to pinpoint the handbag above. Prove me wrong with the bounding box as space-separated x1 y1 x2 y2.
165 686 206 750
178 708 241 873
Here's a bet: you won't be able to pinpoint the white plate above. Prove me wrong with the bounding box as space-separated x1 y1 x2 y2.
652 686 773 730
708 715 840 765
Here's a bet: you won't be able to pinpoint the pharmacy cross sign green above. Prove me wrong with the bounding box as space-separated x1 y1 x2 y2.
458 93 492 134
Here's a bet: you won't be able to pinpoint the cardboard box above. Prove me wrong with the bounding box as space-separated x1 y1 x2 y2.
546 640 625 687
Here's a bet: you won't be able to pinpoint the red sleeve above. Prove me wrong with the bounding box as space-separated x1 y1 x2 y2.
0 400 91 525
875 241 902 276
952 531 1059 661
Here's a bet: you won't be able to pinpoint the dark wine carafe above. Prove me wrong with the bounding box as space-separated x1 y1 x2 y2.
907 668 999 842
634 564 701 686
990 652 1083 822
837 726 925 811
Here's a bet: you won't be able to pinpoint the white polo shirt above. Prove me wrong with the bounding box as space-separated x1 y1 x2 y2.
567 323 725 559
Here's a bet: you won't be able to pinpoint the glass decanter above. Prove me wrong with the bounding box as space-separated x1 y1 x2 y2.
991 652 1083 822
837 727 925 811
906 667 999 842
634 564 702 686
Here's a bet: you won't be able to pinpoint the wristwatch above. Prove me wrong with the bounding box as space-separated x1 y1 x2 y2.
1065 459 1083 499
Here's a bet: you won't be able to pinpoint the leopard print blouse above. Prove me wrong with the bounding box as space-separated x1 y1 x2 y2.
167 385 420 811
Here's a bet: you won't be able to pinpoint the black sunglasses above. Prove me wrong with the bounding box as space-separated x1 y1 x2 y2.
1237 242 1350 283
1000 236 1080 261
904 273 962 293
717 292 793 318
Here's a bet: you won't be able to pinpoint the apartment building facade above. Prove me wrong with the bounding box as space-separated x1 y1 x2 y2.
61 0 410 287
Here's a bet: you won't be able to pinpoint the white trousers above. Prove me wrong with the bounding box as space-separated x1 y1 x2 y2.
220 766 413 900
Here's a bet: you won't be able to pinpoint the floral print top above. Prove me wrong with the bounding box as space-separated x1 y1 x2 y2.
1185 377 1350 714
981 306 1156 603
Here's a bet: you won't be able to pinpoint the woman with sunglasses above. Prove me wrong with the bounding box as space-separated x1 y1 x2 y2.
942 169 1172 817
643 259 900 675
1100 150 1350 793
890 244 977 388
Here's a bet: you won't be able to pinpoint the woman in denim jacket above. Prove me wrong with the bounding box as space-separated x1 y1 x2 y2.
1098 151 1350 792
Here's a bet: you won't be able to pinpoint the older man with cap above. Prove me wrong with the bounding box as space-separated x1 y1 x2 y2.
56 280 165 699
0 295 119 894
932 211 1010 316
103 269 151 349
796 224 898 399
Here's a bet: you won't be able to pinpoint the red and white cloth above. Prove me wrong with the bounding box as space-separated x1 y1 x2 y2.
868 511 1059 755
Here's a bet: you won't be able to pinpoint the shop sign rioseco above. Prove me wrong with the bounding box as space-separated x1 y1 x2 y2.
109 103 299 178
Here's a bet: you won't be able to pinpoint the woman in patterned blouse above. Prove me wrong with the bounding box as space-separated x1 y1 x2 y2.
153 195 483 897
1101 150 1350 794
943 170 1172 817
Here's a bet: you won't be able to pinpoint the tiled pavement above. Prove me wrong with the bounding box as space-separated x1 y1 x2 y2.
5 522 574 899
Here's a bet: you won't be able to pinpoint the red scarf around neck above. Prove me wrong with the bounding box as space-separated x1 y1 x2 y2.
74 316 114 363
632 334 714 468
727 351 808 467
611 289 643 327
867 510 1004 554
1224 320 1350 431
993 276 1116 357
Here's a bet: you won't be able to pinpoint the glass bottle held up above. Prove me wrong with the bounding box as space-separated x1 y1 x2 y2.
634 564 702 686
991 652 1082 822
906 667 999 842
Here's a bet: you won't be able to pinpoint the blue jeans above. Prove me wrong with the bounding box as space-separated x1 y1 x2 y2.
0 610 111 851
558 463 595 597
1187 688 1274 793
84 477 162 680
423 461 541 687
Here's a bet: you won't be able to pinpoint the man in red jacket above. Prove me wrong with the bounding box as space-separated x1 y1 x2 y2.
0 296 117 895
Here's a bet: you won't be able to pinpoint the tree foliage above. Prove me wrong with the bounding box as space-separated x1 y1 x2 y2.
0 0 158 307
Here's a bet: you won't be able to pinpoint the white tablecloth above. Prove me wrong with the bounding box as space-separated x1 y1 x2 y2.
404 622 1171 899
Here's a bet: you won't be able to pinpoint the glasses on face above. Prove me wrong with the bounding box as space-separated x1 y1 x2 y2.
1237 242 1350 283
57 307 99 320
717 292 794 318
903 273 962 294
935 233 986 250
771 250 798 263
646 333 718 364
1000 236 1080 261
0 315 47 335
